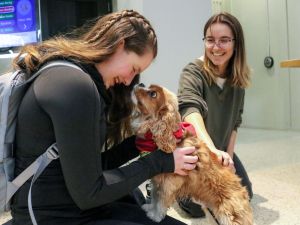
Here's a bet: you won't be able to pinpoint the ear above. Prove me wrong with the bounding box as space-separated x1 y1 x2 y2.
150 108 181 153
156 99 181 130
136 119 153 136
150 119 177 153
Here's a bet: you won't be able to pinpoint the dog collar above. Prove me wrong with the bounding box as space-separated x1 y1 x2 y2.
173 122 196 140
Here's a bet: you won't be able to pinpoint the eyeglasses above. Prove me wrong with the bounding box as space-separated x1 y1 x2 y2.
202 37 235 49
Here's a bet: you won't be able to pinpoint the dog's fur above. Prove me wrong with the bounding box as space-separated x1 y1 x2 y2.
133 84 253 225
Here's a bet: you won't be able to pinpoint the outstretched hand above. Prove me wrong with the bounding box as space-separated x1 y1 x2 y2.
173 146 198 176
211 148 235 173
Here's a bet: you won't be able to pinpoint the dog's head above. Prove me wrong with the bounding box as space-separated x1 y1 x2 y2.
133 83 181 152
133 83 178 118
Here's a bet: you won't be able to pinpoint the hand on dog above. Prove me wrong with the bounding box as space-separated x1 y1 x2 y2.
212 148 235 172
173 146 198 176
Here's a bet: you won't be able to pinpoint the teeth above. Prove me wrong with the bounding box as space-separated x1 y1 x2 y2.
114 77 120 84
213 52 224 56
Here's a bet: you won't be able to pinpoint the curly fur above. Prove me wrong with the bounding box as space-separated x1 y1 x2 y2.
133 84 253 225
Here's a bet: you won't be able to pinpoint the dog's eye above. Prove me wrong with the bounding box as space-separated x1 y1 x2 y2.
148 91 157 98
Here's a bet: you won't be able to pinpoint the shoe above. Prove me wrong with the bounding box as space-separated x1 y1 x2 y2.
178 199 206 218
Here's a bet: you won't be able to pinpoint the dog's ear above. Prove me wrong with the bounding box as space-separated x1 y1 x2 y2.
150 119 178 153
157 89 181 126
136 119 152 136
151 107 181 153
152 88 182 152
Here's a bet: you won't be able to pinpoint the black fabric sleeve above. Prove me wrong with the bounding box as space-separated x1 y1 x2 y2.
33 67 174 210
101 136 140 170
177 62 208 119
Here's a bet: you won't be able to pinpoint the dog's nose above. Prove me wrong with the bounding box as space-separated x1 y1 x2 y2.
138 83 145 87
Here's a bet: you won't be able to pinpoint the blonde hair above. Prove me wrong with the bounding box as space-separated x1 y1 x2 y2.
202 12 250 88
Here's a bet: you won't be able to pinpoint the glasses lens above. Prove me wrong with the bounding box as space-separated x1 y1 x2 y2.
203 38 233 48
219 39 231 48
204 38 214 48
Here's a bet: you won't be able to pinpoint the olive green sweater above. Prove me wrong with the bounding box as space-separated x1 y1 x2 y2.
177 59 245 151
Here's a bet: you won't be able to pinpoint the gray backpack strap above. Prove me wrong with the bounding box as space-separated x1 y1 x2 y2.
5 143 59 202
25 60 83 83
6 143 58 225
28 143 59 225
6 61 82 202
4 61 82 224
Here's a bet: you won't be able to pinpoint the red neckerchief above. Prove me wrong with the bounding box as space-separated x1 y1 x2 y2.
173 122 196 140
136 122 196 156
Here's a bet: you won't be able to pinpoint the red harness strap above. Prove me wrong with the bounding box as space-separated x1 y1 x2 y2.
173 122 196 140
135 122 196 156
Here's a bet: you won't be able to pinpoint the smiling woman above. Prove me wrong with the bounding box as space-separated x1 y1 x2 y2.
8 9 192 225
95 40 154 89
203 22 235 76
177 12 253 218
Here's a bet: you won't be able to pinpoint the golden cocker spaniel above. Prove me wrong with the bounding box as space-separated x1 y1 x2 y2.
133 83 253 225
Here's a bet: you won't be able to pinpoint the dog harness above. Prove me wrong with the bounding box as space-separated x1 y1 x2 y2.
136 122 196 156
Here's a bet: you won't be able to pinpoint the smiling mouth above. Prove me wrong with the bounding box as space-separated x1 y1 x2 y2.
212 52 225 56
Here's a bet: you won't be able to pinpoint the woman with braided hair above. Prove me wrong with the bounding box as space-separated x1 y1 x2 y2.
10 10 197 225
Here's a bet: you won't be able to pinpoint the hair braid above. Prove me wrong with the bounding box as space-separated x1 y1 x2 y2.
127 15 157 48
87 9 156 51
87 10 136 43
13 9 158 147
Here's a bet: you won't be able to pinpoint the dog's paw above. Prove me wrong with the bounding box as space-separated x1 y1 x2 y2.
142 203 153 212
146 210 166 222
142 204 166 222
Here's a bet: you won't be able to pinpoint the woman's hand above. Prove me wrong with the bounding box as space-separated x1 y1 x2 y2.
211 148 235 173
173 146 198 176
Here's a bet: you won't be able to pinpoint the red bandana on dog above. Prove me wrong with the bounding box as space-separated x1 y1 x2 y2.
136 122 196 156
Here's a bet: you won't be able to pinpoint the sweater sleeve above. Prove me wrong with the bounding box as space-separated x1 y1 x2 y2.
234 90 245 131
177 62 208 119
34 66 174 210
101 136 140 170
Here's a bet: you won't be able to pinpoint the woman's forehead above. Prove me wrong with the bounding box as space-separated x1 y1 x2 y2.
206 23 233 37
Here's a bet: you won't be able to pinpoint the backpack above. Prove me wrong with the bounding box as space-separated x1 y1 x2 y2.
0 60 83 224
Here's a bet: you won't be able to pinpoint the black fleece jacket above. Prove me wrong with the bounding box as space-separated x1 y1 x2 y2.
11 60 174 224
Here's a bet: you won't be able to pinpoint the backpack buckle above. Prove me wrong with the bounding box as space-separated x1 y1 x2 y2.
46 143 59 160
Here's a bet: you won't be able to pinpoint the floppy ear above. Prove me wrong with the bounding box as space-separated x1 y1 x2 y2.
136 119 153 136
150 99 181 153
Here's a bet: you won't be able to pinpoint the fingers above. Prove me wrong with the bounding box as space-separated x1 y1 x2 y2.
177 146 196 154
229 164 236 173
184 155 198 164
222 154 230 166
221 152 233 167
211 148 223 163
173 146 197 176
183 162 196 170
211 149 234 168
216 154 223 163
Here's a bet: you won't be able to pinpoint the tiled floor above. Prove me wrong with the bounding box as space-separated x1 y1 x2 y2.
166 128 300 225
1 128 300 225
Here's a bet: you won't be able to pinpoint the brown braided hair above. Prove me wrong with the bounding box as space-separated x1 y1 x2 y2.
13 9 158 146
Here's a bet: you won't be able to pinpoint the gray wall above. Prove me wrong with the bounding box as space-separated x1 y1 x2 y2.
114 0 212 93
215 0 300 130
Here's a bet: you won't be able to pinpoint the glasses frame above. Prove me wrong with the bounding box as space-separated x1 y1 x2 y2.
202 37 235 49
